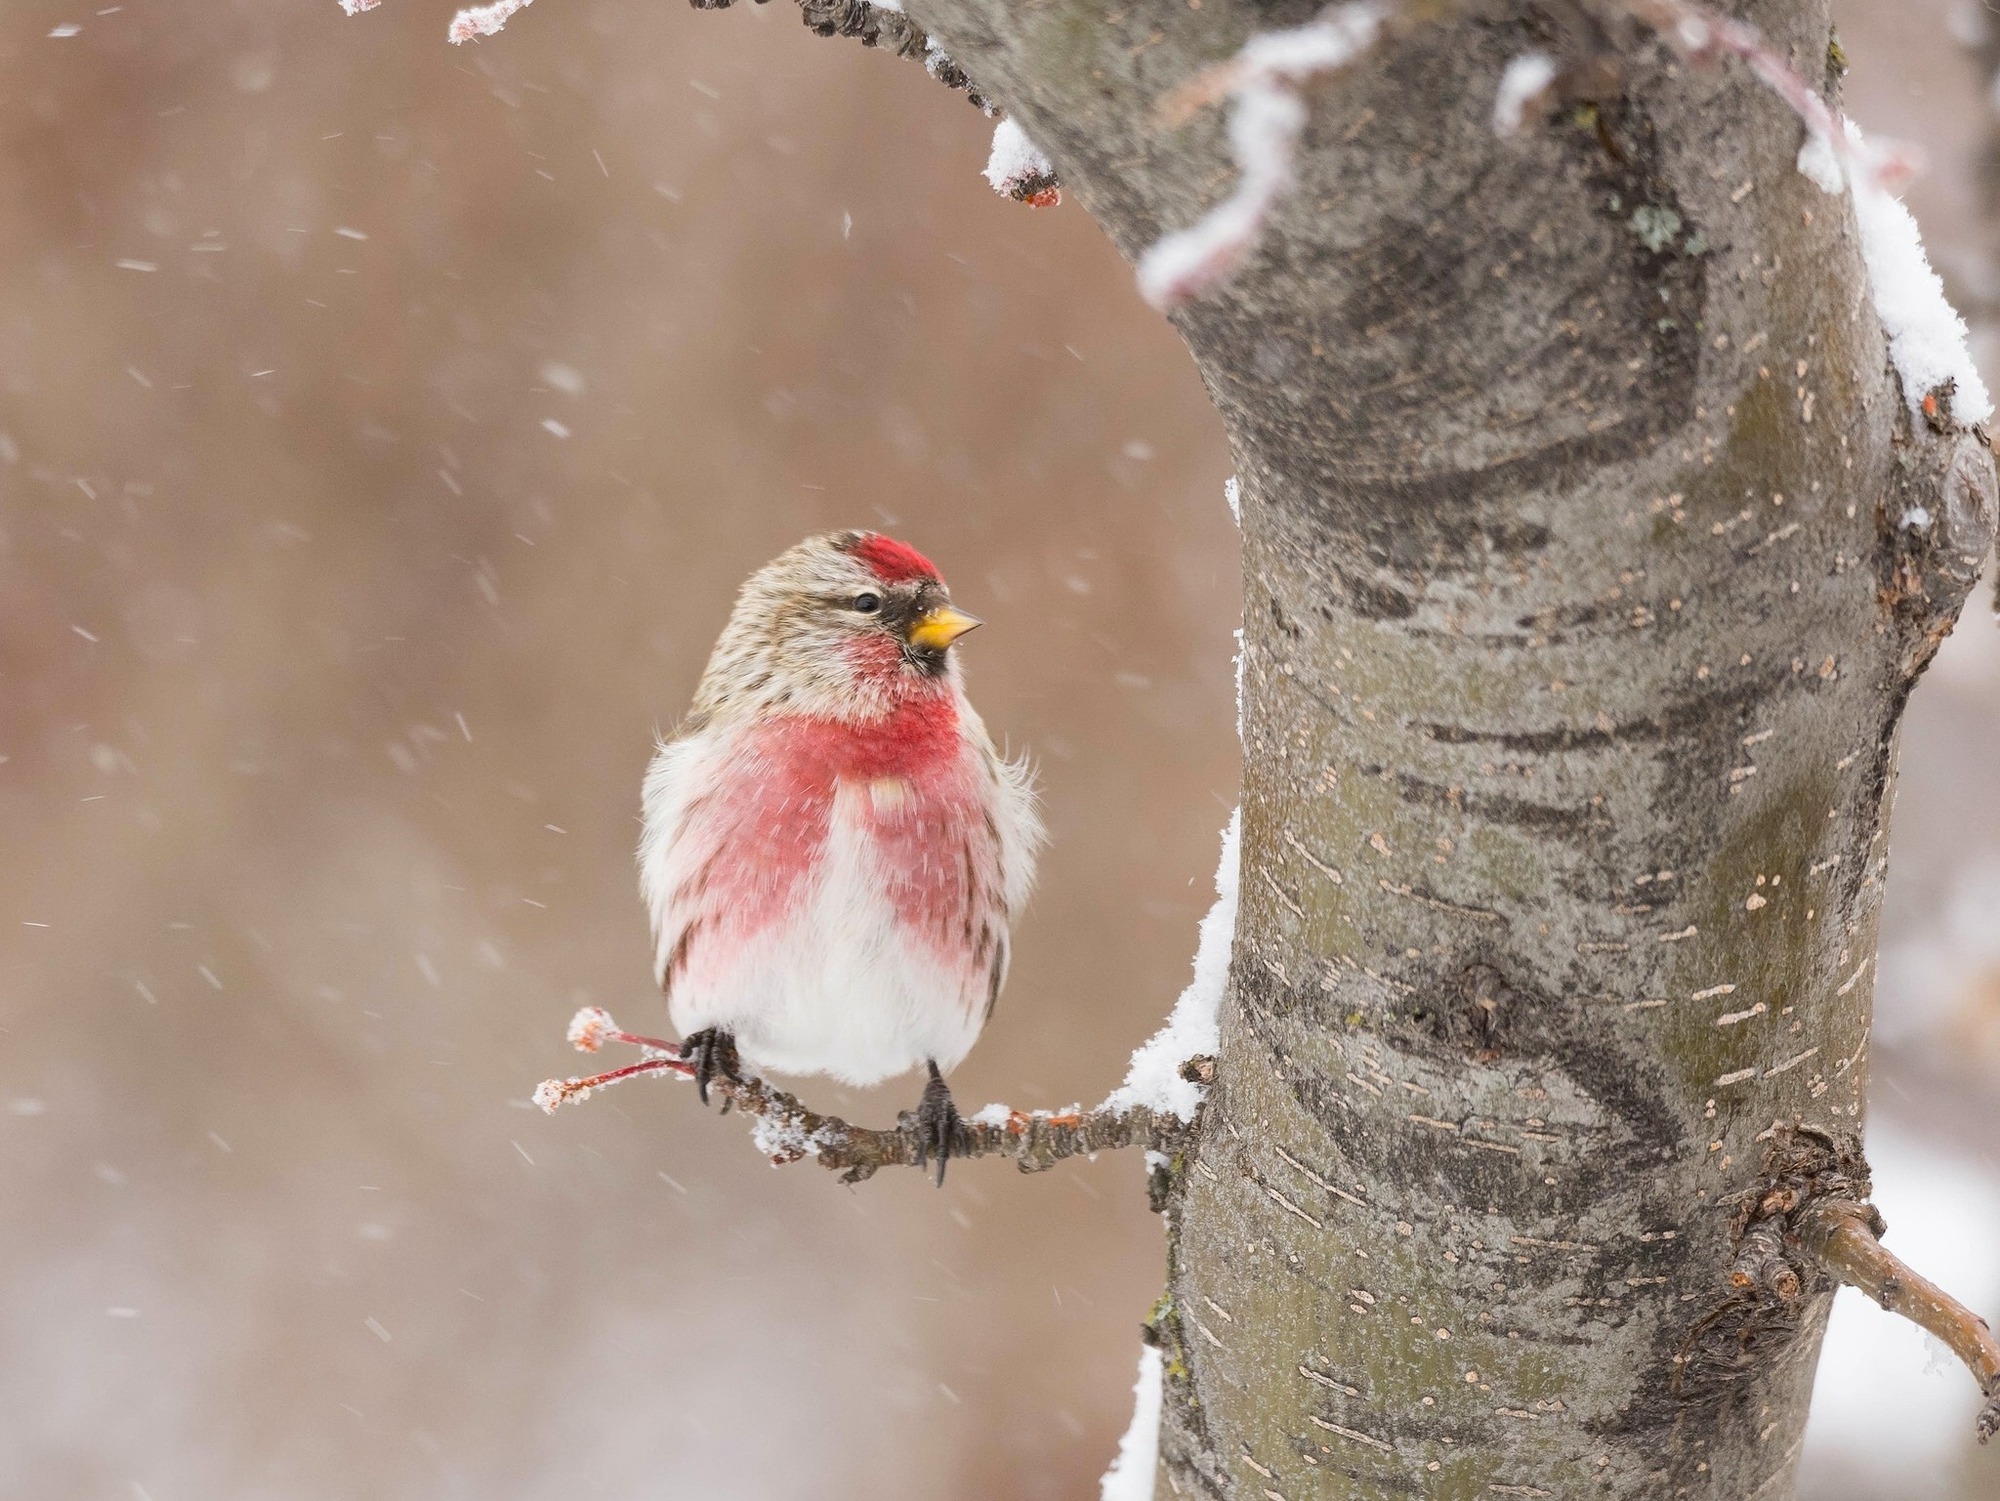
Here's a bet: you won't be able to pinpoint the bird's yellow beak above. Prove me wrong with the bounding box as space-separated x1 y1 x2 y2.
907 605 983 652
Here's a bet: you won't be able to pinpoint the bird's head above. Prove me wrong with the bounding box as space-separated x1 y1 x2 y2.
692 531 984 722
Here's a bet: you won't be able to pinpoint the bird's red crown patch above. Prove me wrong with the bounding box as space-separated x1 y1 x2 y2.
850 533 940 584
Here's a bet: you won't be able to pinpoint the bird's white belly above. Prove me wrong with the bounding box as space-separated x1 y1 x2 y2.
669 778 984 1086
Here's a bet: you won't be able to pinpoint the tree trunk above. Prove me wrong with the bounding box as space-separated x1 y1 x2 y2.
911 1 1996 1494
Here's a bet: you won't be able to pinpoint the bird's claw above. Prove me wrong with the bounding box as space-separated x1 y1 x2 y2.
911 1061 963 1188
678 1028 741 1106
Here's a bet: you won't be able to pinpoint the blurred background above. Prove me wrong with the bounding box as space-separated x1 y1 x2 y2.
0 0 1993 1496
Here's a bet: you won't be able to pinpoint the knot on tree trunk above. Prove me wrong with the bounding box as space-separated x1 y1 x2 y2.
1676 1126 1866 1406
1721 1124 1876 1298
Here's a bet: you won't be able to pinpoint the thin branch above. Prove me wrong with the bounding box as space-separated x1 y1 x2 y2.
1795 1199 2000 1444
1605 0 1917 189
692 0 994 113
535 1008 1185 1184
340 0 992 97
1137 0 1918 311
1136 1 1392 310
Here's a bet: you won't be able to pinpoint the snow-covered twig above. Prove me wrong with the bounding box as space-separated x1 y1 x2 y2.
448 0 532 43
1136 2 1390 310
536 1007 1187 1184
985 118 1062 207
1610 0 1916 191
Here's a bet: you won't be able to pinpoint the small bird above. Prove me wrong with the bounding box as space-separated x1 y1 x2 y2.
639 531 1042 1182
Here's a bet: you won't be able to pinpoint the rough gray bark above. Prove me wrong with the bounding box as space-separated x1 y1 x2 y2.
886 2 1996 1496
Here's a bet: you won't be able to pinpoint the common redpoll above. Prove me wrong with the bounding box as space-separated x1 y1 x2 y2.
639 531 1043 1181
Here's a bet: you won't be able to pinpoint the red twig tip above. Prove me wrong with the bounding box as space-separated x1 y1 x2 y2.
567 1006 616 1053
534 1056 693 1113
536 1006 694 1112
565 1004 677 1055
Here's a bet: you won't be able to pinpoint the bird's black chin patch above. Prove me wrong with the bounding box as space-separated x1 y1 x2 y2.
903 644 950 677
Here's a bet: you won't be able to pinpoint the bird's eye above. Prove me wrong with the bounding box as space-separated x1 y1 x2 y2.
851 592 882 614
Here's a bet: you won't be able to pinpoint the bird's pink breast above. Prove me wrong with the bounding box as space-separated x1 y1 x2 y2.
687 689 990 971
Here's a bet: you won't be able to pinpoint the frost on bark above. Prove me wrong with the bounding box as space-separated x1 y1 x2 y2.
892 1 1995 1496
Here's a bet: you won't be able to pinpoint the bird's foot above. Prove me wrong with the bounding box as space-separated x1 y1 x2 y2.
678 1028 742 1106
910 1061 964 1188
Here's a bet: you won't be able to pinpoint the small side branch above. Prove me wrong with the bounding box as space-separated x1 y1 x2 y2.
1796 1200 2000 1443
1726 1125 2000 1443
535 1008 1184 1184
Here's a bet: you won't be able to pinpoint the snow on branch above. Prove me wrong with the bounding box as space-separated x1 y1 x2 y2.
1136 1 1389 310
985 118 1062 207
1798 121 1994 426
449 0 532 43
536 1007 1186 1183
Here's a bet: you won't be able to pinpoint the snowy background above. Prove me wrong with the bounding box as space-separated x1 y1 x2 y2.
0 1 1995 1498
